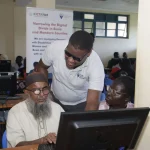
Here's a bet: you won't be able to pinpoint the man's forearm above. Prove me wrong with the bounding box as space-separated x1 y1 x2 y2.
85 90 101 111
85 101 99 111
16 138 44 147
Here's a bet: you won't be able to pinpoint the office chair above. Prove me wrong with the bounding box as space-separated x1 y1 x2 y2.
104 77 113 86
100 93 106 101
2 130 7 148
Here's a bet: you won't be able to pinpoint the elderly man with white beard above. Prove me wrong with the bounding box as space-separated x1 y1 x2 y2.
6 72 64 148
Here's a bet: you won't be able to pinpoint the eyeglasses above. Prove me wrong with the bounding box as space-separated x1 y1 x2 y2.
65 50 88 62
107 87 127 96
26 86 50 95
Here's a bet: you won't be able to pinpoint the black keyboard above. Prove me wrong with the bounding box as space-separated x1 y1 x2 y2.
0 95 22 100
38 144 56 150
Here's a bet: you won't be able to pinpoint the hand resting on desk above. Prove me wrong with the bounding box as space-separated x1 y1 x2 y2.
42 133 56 144
16 133 56 147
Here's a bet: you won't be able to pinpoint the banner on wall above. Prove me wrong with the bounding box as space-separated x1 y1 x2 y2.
26 7 73 72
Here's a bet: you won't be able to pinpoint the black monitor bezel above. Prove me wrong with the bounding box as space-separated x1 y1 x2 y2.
56 108 149 150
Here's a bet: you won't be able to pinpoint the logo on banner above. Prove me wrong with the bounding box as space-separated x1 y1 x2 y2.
32 12 48 18
59 13 72 20
59 13 64 19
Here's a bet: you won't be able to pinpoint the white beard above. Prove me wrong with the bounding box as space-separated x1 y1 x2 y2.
26 94 52 120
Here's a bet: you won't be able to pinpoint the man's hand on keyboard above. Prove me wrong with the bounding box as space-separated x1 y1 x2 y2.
42 133 56 144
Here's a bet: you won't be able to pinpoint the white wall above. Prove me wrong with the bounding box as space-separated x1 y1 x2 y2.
0 0 14 61
14 6 26 59
0 0 27 61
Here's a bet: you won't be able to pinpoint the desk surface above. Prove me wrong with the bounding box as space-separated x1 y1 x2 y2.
1 145 38 150
17 77 25 80
0 94 27 109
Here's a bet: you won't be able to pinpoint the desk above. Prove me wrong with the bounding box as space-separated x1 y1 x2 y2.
1 145 38 150
0 94 27 110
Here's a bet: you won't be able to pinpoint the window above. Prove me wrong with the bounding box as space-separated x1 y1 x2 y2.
84 14 94 20
96 22 105 36
73 12 129 39
84 21 94 33
107 23 116 37
118 23 127 37
73 21 82 32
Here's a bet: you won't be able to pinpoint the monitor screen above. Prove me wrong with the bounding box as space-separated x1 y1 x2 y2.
0 60 11 72
56 108 149 150
0 72 16 96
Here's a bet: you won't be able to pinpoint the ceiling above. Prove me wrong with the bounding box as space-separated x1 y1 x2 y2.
56 0 139 13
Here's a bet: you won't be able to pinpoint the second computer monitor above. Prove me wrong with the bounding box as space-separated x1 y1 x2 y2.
0 72 17 96
0 60 11 72
56 108 149 150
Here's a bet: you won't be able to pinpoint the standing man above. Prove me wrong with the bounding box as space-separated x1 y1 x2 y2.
38 30 104 112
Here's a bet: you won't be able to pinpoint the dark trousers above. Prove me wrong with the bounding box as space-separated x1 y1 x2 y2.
51 92 86 112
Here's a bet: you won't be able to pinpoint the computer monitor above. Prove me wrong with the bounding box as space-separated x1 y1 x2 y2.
0 60 11 72
0 72 17 96
56 108 149 150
